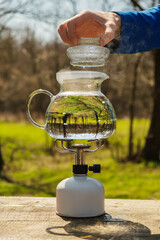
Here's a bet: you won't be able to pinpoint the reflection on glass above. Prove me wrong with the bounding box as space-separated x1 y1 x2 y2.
46 95 116 139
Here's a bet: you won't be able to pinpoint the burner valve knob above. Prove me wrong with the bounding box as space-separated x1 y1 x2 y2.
89 164 101 173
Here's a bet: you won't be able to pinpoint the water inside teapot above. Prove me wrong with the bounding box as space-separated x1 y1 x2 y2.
45 94 116 139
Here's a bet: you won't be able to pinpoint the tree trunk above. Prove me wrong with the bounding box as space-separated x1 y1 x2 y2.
143 49 160 163
0 139 4 176
128 55 141 160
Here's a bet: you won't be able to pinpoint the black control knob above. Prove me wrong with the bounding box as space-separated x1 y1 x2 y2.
89 164 101 173
73 164 88 174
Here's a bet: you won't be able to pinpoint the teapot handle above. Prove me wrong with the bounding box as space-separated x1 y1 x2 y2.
27 89 53 129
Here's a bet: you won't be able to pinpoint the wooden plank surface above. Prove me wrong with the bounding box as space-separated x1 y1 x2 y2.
0 197 160 239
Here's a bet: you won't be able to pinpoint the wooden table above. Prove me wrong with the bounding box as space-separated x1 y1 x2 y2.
0 197 160 239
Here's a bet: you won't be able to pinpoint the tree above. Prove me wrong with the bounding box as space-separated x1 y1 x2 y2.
0 0 34 35
0 139 4 176
130 0 160 163
143 49 160 163
128 54 142 160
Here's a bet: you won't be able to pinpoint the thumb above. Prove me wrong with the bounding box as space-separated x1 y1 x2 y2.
100 27 115 46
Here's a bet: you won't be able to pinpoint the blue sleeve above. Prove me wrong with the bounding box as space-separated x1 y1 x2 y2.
111 5 160 54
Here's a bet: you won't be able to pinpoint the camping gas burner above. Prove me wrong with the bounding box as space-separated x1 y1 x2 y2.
27 38 116 217
55 138 104 169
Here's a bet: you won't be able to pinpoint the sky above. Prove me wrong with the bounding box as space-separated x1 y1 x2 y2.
2 0 152 43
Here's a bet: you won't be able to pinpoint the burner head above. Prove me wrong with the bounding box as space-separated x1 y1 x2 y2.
70 144 91 149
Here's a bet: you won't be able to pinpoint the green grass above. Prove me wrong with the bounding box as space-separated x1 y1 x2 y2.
0 119 160 199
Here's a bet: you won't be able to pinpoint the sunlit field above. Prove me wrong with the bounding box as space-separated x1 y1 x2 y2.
1 119 160 199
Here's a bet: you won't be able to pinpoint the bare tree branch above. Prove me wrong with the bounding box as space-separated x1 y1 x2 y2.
130 0 144 11
70 0 78 16
100 0 112 12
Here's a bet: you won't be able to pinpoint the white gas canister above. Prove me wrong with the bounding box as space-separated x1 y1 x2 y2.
56 176 105 218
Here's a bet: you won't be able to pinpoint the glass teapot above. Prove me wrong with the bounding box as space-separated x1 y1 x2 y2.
27 39 116 140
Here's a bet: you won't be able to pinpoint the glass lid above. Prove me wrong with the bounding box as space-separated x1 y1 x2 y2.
67 38 110 67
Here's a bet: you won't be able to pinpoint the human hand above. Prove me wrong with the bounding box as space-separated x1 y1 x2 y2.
58 10 121 46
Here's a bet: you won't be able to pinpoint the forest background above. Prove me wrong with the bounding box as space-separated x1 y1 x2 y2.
0 0 160 199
